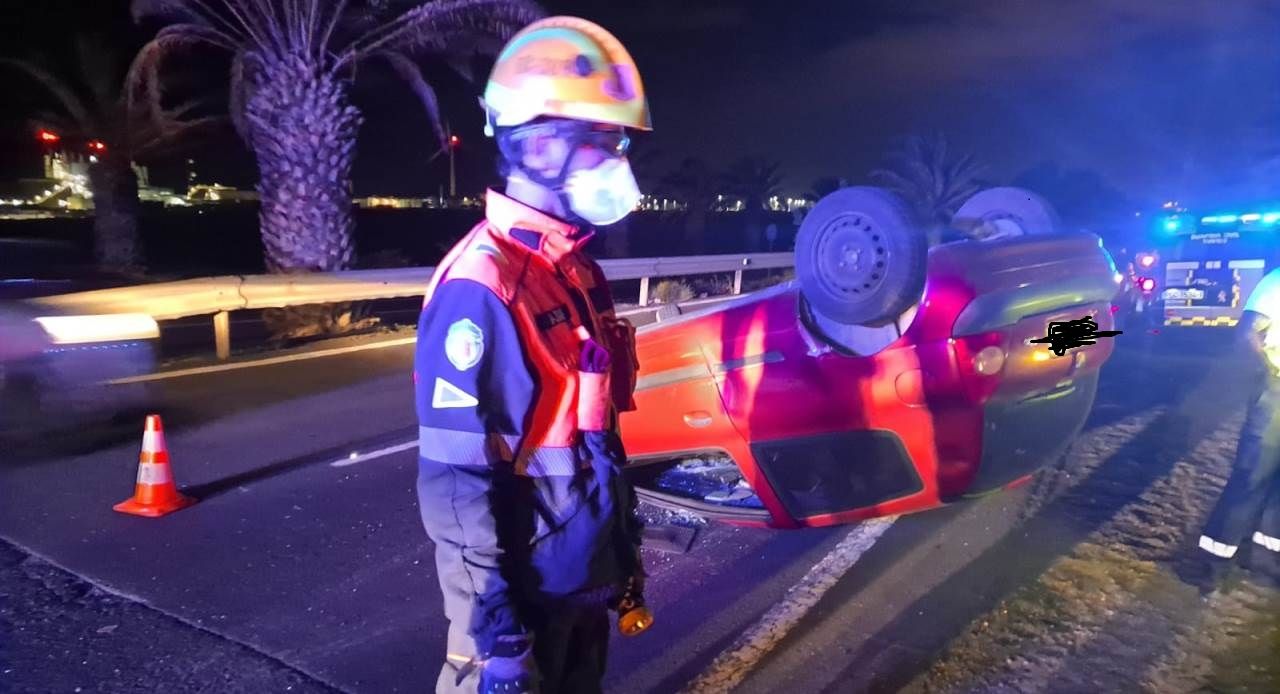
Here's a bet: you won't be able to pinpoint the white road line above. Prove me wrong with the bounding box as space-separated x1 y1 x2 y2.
108 336 418 384
328 440 417 468
680 517 897 694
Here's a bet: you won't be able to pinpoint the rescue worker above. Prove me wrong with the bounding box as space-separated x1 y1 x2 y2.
413 16 649 694
1195 265 1280 584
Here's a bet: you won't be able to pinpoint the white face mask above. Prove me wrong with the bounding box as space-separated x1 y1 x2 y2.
562 157 642 226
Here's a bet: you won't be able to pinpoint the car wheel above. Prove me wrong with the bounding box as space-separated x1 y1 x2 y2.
795 187 927 326
953 187 1060 240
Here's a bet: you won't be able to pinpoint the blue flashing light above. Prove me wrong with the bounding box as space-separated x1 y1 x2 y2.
1242 213 1262 223
1218 214 1239 223
1264 212 1280 224
1201 215 1219 224
1163 218 1180 232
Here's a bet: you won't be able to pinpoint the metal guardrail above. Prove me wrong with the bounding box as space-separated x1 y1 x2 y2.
30 252 794 359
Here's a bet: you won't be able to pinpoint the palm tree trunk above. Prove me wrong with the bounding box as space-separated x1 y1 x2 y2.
245 59 361 273
244 59 365 340
88 158 142 272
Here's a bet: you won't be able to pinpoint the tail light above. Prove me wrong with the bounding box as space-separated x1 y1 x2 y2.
953 331 1008 404
1138 277 1156 293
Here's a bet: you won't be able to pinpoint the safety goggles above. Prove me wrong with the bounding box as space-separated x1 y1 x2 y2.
513 120 631 159
579 129 631 158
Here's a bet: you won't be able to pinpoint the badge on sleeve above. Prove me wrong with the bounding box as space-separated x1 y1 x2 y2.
445 318 484 371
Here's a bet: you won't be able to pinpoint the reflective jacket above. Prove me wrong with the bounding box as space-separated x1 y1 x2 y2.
414 190 642 654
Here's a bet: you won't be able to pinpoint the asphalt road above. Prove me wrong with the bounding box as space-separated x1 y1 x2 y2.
0 330 1263 692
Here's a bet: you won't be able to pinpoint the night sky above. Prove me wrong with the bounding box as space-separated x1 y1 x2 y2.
2 1 1279 209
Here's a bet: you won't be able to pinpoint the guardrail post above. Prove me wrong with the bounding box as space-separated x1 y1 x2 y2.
732 269 744 295
638 276 651 307
213 310 231 360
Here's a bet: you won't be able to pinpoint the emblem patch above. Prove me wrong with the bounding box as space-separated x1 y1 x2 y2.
445 318 484 371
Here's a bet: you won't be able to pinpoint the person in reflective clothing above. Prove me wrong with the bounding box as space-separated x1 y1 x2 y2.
1197 266 1280 584
414 16 650 694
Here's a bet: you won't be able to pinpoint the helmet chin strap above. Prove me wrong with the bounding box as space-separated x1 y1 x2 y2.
499 124 595 229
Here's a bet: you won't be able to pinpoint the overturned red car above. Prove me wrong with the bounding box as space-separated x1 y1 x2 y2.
619 187 1122 529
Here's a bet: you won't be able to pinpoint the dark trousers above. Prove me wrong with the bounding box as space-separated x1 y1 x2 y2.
432 540 611 694
528 601 610 694
1201 375 1280 558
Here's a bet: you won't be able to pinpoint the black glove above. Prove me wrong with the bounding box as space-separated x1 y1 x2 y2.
477 636 539 694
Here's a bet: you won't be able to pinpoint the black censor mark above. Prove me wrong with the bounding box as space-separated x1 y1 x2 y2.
1029 316 1123 356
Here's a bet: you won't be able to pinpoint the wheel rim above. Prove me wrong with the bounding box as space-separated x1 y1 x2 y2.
811 212 889 300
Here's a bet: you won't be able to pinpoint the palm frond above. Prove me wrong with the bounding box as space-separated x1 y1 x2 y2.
132 0 200 22
0 58 95 131
317 0 351 61
872 132 985 227
125 30 227 144
75 35 126 119
339 0 542 68
379 50 446 149
228 51 251 141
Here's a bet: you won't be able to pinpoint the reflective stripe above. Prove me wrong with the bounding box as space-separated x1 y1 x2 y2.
136 462 171 486
521 446 581 477
418 426 519 467
418 426 583 477
1253 531 1280 553
1199 535 1238 558
577 371 609 431
1164 315 1239 327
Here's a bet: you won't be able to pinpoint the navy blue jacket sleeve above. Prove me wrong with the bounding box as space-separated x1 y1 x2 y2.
413 279 535 654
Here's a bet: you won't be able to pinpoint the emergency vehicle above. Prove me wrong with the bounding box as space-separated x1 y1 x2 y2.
1135 205 1279 328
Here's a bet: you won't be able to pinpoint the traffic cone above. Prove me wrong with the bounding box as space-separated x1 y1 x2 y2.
113 415 195 517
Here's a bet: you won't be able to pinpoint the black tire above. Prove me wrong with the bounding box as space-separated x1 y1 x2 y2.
795 187 926 326
953 187 1060 240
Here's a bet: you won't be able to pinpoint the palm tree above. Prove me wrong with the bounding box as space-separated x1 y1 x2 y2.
658 157 719 251
1 36 220 272
720 157 782 252
131 0 540 275
720 157 783 212
809 175 849 202
870 133 986 244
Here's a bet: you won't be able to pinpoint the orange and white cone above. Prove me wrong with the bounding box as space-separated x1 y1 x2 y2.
113 415 195 517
